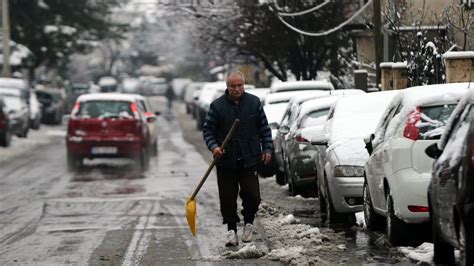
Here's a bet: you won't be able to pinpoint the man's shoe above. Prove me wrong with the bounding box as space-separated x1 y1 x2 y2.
242 223 253 243
225 230 239 247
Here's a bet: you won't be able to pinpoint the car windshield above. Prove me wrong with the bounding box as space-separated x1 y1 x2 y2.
301 108 330 128
78 100 133 119
418 104 458 140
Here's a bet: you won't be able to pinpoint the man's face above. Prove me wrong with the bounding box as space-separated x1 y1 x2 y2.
227 74 244 100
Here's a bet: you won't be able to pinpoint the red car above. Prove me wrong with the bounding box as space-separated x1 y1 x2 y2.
66 93 151 171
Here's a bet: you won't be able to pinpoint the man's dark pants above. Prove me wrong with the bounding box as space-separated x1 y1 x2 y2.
216 163 260 232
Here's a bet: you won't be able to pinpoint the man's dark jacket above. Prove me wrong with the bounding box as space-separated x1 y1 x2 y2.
202 90 273 169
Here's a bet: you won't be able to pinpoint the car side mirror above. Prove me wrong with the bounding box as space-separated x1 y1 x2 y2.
364 133 375 155
278 125 290 135
310 135 328 146
425 143 442 159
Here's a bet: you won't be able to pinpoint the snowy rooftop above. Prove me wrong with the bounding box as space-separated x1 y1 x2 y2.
443 51 474 59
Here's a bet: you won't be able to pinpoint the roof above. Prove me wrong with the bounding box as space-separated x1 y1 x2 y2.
270 80 334 93
263 90 311 105
399 82 471 107
77 93 138 102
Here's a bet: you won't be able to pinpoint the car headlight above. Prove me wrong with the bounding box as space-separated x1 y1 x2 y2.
334 165 365 177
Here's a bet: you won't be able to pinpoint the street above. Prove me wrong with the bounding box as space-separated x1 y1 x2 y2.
0 101 430 265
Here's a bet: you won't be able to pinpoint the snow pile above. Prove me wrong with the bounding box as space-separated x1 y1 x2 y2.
257 204 348 265
398 242 433 264
278 214 299 225
355 212 365 227
265 246 304 262
222 244 266 259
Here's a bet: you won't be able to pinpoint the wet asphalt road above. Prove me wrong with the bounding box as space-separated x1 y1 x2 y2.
0 100 423 265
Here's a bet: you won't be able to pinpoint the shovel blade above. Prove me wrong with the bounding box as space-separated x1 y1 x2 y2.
186 199 196 236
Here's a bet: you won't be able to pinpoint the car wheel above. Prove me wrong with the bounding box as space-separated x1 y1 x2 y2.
19 125 28 138
138 148 150 172
0 131 11 147
67 153 81 171
363 180 384 230
318 185 327 222
430 200 455 264
386 195 406 246
459 221 473 265
276 170 286 185
151 140 158 157
325 183 342 225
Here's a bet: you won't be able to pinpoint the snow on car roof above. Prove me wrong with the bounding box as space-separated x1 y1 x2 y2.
77 93 137 102
270 80 334 93
0 77 28 88
298 95 340 117
329 90 399 142
400 83 470 108
98 76 117 86
263 90 310 105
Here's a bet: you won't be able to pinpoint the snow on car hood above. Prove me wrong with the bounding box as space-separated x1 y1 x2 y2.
327 138 368 166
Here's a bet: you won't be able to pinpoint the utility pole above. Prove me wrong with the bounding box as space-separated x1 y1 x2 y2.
373 0 382 88
2 0 11 77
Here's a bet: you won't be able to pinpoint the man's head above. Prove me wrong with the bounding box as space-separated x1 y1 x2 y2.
226 71 245 101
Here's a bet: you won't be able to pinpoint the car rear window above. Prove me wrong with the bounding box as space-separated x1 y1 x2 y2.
78 101 133 118
418 104 457 140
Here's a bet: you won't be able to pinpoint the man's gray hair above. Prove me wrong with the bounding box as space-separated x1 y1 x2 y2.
226 70 245 86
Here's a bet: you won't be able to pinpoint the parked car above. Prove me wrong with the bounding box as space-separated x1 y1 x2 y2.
363 83 468 246
35 88 66 125
66 93 151 171
313 90 398 225
120 78 143 94
65 82 90 113
0 77 31 104
29 91 42 130
0 91 30 146
274 89 364 185
195 82 226 130
131 94 160 156
278 96 340 196
183 82 204 114
425 88 474 265
98 76 118 92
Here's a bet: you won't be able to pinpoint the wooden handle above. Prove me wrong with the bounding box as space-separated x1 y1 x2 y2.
189 119 240 200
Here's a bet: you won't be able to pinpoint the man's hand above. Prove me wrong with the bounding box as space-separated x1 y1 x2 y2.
212 147 224 159
261 152 272 165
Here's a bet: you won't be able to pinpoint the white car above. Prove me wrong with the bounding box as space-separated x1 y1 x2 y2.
29 91 42 130
363 83 469 246
313 91 398 225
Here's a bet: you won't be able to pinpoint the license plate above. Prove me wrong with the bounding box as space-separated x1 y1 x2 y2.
91 147 117 154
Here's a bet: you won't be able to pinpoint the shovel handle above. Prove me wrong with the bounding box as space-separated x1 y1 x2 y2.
189 119 240 200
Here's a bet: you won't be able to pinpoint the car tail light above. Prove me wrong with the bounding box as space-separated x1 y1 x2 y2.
408 205 429 212
295 135 309 143
403 107 421 141
70 102 80 118
130 103 140 119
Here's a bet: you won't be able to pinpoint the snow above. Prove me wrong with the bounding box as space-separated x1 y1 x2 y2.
98 76 117 87
443 51 474 59
222 244 266 259
398 242 433 264
270 80 334 93
392 61 408 68
355 212 365 227
44 25 77 35
380 62 393 68
329 90 398 143
263 90 311 105
77 93 137 102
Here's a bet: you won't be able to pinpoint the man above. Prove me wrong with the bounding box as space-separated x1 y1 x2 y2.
202 71 273 246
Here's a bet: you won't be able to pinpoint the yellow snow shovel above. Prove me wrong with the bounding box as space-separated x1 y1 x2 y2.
186 119 240 236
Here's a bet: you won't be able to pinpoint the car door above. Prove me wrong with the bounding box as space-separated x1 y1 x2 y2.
435 103 471 239
367 102 400 211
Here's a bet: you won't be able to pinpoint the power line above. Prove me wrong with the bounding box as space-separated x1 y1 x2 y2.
274 0 331 17
273 0 373 37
